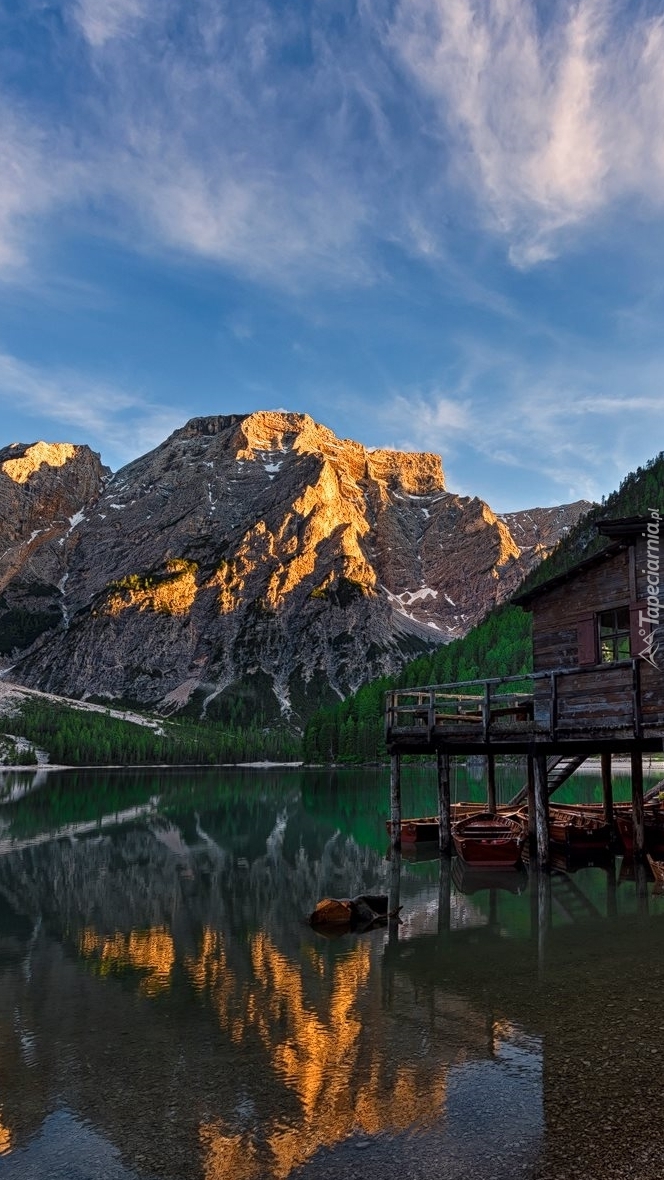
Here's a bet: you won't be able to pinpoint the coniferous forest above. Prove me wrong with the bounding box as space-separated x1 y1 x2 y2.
5 699 300 766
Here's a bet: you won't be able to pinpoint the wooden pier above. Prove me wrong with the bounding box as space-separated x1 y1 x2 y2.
385 514 664 868
385 663 663 867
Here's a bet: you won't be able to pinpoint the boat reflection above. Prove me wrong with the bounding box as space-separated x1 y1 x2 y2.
451 860 528 896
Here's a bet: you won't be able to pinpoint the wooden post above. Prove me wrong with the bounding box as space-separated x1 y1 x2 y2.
437 748 452 855
631 749 645 861
632 658 643 739
549 672 558 742
526 755 536 854
390 751 401 850
486 753 497 815
534 753 550 870
601 752 614 827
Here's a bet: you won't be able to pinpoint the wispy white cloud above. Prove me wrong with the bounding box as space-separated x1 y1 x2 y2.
391 0 664 264
346 336 664 509
2 0 664 288
0 111 81 275
72 0 151 47
0 351 183 467
61 0 381 287
377 390 472 453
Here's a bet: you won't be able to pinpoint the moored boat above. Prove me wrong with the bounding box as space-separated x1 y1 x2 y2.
385 817 439 843
647 854 664 884
386 802 513 844
542 806 612 852
615 808 664 858
452 812 524 869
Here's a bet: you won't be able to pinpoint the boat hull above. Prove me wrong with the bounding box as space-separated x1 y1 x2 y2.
386 818 439 843
547 808 612 852
615 812 664 858
386 803 516 845
452 836 523 869
452 812 524 869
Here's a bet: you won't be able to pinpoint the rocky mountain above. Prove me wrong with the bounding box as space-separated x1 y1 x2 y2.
0 441 109 653
0 412 591 724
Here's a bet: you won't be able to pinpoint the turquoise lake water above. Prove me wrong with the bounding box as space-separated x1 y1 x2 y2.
0 762 663 1180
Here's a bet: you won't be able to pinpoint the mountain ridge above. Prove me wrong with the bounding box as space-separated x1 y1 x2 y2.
0 411 591 724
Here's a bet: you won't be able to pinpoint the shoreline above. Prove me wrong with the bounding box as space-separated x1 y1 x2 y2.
0 759 305 774
0 755 662 777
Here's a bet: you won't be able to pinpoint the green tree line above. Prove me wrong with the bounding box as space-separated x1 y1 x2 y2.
519 450 664 594
304 449 664 764
303 604 531 763
7 699 300 766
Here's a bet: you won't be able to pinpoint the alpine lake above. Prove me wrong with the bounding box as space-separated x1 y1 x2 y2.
0 760 663 1180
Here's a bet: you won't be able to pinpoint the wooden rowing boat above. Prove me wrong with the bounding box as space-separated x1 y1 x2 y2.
615 809 664 857
543 806 612 852
385 817 439 843
647 854 664 884
452 812 524 869
386 802 515 844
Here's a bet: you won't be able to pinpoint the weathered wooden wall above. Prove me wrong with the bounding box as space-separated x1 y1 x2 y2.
529 534 663 734
531 547 630 672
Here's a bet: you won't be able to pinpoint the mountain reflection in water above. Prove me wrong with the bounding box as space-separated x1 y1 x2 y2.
0 764 663 1180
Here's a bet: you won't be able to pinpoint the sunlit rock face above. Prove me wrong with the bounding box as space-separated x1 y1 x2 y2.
0 442 109 654
1 412 590 721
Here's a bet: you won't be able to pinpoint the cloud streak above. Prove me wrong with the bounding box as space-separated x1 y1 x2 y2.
72 0 150 47
2 1 664 282
392 0 664 264
0 351 184 468
352 337 664 509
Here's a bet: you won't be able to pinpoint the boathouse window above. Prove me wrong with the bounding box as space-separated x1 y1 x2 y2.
598 607 631 663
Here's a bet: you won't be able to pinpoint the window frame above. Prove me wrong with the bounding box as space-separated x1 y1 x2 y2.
597 605 631 665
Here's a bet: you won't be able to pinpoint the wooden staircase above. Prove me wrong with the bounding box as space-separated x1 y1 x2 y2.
508 754 587 808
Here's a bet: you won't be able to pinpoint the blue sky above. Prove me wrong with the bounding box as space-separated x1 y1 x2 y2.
1 0 664 511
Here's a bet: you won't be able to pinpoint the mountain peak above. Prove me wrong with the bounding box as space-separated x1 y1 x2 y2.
173 410 446 497
1 412 588 724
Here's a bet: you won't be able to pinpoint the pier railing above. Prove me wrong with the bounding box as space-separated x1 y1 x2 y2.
385 659 651 747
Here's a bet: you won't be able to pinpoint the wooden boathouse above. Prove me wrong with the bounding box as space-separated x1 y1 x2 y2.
385 516 664 867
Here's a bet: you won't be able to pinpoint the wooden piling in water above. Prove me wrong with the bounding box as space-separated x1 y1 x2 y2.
390 751 401 850
437 749 452 855
534 753 550 870
601 752 614 826
486 753 497 815
631 749 645 861
526 755 536 854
